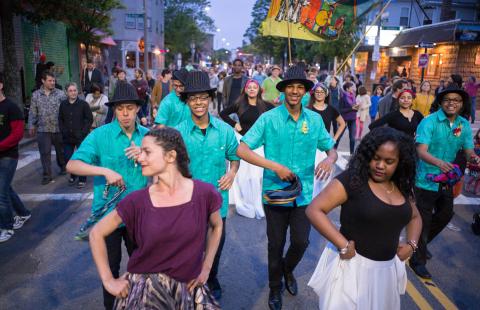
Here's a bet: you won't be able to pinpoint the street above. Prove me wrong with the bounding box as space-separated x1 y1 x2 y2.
1 130 480 310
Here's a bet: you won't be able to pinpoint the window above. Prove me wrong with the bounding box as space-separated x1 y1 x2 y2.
426 54 442 77
125 14 136 29
156 21 159 34
137 16 144 30
400 8 409 27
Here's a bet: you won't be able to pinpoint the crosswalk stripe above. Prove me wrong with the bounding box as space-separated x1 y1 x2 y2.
19 193 93 201
406 280 433 310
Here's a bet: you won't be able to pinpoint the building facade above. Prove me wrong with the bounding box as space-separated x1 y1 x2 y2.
109 0 165 77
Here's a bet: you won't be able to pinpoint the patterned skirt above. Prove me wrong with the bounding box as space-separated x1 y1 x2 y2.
114 273 221 310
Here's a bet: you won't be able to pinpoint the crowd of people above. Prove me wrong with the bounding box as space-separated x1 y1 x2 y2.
0 56 480 310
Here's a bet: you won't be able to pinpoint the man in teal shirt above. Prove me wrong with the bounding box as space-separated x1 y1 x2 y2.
175 71 239 300
237 64 337 310
67 82 149 310
410 88 480 280
154 69 191 127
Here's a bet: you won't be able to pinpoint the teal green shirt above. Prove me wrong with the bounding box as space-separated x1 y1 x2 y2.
242 104 335 207
278 92 311 107
154 92 191 127
415 109 474 191
71 119 149 214
176 115 240 218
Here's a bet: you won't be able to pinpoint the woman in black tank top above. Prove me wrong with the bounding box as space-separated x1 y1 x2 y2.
306 127 422 310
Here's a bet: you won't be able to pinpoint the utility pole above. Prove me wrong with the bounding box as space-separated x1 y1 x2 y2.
143 0 149 72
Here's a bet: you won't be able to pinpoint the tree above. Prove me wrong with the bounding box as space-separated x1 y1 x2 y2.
244 0 285 63
164 0 215 64
212 48 231 64
61 0 123 61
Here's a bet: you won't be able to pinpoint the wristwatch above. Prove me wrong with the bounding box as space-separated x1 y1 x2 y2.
338 241 349 255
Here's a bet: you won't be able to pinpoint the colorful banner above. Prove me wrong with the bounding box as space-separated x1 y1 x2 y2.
261 0 377 41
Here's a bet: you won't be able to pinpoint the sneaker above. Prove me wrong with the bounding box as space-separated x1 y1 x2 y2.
0 229 14 243
68 177 76 185
77 181 86 189
13 214 31 230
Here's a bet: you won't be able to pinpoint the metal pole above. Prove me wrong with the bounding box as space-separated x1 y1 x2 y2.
143 0 149 72
420 47 427 83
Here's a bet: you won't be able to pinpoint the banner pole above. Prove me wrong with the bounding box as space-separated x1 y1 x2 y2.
336 0 392 75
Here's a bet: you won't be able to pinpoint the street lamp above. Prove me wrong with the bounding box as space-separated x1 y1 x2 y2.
216 28 221 32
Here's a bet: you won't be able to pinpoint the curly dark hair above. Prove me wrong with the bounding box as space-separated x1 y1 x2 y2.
145 128 192 178
347 127 417 199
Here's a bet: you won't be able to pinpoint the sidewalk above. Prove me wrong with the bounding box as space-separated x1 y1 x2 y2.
19 130 36 149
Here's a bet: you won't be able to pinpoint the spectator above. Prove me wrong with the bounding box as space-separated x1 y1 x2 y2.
146 70 156 90
58 82 92 188
377 79 408 118
370 85 383 120
337 82 358 154
82 60 104 96
252 64 267 85
379 72 388 85
34 53 47 90
447 74 463 89
223 59 248 109
434 80 446 96
107 67 119 99
355 86 371 140
130 68 149 126
209 68 219 110
85 83 109 129
413 81 434 117
0 72 31 243
261 65 282 105
105 68 128 124
464 76 480 123
217 71 226 112
407 79 417 94
150 69 173 107
328 76 342 134
28 70 67 185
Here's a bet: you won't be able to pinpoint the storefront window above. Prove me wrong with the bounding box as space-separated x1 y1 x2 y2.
126 51 136 68
426 54 442 77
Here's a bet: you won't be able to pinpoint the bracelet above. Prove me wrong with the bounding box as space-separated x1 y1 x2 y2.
407 240 418 253
338 241 349 255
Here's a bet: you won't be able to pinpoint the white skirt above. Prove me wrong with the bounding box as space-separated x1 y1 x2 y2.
230 131 265 219
312 150 336 197
308 243 407 310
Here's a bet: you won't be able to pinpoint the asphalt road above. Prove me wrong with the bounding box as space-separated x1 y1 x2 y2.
1 122 480 310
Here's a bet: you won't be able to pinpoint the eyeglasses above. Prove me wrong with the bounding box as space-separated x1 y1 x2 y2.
442 98 463 104
315 90 326 95
188 95 210 102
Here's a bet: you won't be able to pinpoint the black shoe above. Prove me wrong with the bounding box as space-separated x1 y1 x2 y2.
410 262 432 279
41 176 53 185
68 177 76 185
268 289 282 310
284 270 298 296
426 249 432 260
77 181 86 189
207 279 222 300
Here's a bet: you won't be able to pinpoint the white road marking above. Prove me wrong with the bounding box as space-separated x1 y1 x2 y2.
19 193 93 202
17 151 56 170
454 194 480 205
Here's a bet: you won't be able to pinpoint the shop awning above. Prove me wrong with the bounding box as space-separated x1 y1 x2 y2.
390 19 460 47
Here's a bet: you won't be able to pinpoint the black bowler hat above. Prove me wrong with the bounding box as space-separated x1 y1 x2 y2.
263 175 303 205
180 71 216 101
106 81 144 107
276 63 314 92
172 68 189 84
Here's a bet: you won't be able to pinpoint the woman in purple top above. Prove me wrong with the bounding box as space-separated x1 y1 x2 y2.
89 127 223 309
337 82 359 154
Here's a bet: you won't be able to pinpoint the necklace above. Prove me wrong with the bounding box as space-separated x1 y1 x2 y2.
380 181 395 194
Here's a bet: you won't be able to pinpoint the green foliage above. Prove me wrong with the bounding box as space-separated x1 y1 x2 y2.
164 0 215 63
15 0 123 60
212 48 231 64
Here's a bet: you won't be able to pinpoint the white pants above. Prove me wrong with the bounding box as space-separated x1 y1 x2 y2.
308 243 407 310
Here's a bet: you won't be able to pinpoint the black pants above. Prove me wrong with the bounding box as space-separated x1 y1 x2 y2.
37 132 65 177
411 186 454 266
335 119 356 154
207 217 226 289
216 92 223 113
264 205 311 290
103 227 136 310
64 142 86 182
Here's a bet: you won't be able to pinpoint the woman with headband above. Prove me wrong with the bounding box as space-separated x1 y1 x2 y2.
308 82 346 196
369 89 424 138
220 79 273 219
